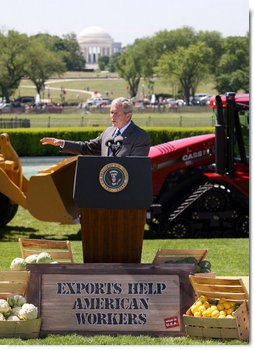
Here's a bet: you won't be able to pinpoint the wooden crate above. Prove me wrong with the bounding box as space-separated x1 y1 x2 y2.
152 249 215 277
0 271 30 299
183 276 249 340
152 249 208 264
0 319 41 339
19 238 74 263
0 270 41 339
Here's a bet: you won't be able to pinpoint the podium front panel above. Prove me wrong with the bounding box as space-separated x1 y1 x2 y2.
73 156 152 209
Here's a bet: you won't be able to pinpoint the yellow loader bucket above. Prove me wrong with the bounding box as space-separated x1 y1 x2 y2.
0 132 80 226
26 157 80 224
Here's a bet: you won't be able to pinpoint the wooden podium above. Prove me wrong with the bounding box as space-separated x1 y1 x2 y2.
73 156 153 263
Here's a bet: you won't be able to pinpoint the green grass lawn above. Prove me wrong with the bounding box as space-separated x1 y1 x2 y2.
0 72 249 345
0 206 249 345
2 109 214 128
16 75 218 105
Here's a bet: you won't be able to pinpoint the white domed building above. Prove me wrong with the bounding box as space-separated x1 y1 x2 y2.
77 26 122 70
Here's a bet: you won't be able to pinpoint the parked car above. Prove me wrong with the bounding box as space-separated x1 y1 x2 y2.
190 94 209 106
14 96 35 105
26 103 63 114
0 102 25 114
83 97 112 109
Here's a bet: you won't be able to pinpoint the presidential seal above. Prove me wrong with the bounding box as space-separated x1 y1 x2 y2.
99 163 129 192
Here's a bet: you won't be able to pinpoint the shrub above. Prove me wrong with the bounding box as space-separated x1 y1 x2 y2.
3 127 214 156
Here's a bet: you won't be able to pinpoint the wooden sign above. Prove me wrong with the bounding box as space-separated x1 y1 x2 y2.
26 263 195 336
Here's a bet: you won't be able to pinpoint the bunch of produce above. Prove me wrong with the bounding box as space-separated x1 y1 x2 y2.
165 257 212 273
0 295 38 321
189 295 239 318
10 252 56 271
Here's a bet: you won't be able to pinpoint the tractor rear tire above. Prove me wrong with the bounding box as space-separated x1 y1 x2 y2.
0 192 19 228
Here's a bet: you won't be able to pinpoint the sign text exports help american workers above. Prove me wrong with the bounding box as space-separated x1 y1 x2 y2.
56 280 172 326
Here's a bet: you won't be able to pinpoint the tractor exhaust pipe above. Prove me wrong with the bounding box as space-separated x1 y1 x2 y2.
215 95 225 175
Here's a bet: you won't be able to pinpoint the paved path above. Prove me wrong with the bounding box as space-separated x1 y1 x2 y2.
20 84 93 97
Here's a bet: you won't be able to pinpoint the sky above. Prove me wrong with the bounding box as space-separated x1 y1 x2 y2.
0 0 250 46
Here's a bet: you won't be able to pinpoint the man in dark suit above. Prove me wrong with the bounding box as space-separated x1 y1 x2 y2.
40 97 150 156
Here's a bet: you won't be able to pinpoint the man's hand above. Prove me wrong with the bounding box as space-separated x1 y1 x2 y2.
40 137 64 147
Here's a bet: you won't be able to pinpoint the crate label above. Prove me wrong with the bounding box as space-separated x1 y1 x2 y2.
164 316 179 328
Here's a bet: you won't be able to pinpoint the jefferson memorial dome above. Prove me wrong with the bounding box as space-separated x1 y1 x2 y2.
77 26 122 69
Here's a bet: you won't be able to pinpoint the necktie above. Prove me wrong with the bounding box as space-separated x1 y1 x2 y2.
114 129 121 138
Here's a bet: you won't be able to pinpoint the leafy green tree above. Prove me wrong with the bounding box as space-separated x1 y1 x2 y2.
61 33 86 71
116 38 154 97
25 38 66 97
0 31 28 102
107 52 122 72
155 43 212 104
98 56 109 71
151 26 196 60
214 35 249 93
32 33 85 71
195 30 224 72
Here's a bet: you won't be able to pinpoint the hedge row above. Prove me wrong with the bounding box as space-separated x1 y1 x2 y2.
2 127 214 157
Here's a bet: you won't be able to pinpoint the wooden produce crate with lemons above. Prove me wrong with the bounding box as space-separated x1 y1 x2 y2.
183 275 249 340
0 271 41 339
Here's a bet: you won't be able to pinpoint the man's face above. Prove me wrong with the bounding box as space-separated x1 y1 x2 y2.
110 103 131 129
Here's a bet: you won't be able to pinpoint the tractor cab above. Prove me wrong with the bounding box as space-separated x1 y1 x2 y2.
209 93 249 197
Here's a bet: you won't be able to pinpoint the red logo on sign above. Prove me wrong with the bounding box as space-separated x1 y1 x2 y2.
164 316 179 328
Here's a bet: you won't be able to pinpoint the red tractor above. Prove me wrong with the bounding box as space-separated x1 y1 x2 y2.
0 93 249 238
147 92 249 237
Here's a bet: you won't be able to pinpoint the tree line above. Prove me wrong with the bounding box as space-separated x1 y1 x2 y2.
0 27 249 104
0 31 85 102
100 27 249 103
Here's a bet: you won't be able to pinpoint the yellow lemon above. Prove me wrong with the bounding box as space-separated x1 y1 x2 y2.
202 309 211 317
217 303 224 311
223 302 231 310
211 310 220 318
191 304 197 314
203 301 210 309
218 314 226 318
219 298 227 304
226 314 234 318
198 305 206 313
210 305 218 311
219 310 226 316
191 305 201 315
194 311 202 317
195 300 202 308
226 307 234 315
198 295 208 303
206 307 213 314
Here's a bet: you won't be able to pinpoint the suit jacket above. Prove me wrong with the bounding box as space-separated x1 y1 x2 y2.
61 121 151 157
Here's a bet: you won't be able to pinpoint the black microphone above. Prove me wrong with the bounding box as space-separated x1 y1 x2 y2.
105 138 114 147
114 135 123 147
113 135 123 155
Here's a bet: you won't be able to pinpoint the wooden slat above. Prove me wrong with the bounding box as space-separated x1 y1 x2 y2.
191 284 245 293
0 271 30 298
190 276 243 286
19 238 74 262
189 276 249 301
0 319 41 339
153 249 208 264
0 271 30 282
20 239 69 249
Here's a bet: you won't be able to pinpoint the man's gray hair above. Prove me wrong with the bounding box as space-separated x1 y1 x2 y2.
112 97 133 114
